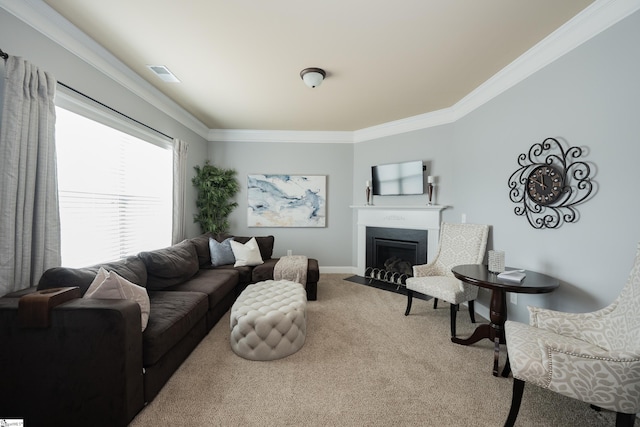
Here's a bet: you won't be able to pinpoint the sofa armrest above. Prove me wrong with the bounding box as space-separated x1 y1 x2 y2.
18 286 81 328
2 285 39 298
0 297 144 427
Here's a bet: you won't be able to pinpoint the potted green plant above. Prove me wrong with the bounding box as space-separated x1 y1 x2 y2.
192 161 239 234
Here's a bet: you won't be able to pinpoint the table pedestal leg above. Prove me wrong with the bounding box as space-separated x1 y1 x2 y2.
490 289 507 376
451 289 507 376
493 337 501 376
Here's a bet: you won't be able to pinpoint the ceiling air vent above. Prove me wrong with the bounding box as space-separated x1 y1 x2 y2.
146 65 181 83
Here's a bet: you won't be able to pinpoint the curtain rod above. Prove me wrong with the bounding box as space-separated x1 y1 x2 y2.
1 47 173 141
57 82 173 140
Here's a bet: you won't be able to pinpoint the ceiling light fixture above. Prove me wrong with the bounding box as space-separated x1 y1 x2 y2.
300 67 326 88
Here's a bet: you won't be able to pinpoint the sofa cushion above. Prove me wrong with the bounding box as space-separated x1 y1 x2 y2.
84 267 151 331
166 268 238 308
139 240 199 290
212 264 253 285
188 233 214 267
142 291 208 366
232 235 274 260
251 258 278 283
37 256 147 296
230 237 264 267
209 237 235 267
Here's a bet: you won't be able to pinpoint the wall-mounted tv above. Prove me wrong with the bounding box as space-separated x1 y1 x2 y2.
371 160 425 196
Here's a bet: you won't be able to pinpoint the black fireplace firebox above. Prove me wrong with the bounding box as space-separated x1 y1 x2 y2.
365 227 428 286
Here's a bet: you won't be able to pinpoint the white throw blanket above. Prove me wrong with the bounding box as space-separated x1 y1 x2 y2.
274 255 308 286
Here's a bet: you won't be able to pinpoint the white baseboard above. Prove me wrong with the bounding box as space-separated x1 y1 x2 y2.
318 266 356 274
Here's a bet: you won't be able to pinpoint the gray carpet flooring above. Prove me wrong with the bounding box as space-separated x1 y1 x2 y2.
130 274 619 426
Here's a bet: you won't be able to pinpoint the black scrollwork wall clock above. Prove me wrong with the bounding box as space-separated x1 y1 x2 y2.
508 137 594 229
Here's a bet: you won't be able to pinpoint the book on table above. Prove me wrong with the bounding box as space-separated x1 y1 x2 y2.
497 270 526 282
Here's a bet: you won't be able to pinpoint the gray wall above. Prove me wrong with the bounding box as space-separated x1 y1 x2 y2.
0 8 208 238
354 10 640 322
208 141 354 267
4 4 640 322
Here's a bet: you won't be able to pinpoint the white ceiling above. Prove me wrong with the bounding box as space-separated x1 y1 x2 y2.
40 0 597 132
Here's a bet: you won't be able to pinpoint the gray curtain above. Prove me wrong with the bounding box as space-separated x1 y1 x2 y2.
0 56 61 296
172 138 189 244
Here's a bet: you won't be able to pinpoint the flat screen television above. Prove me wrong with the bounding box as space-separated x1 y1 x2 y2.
371 160 424 196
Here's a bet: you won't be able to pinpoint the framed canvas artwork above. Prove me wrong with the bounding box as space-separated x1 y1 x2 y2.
248 174 326 227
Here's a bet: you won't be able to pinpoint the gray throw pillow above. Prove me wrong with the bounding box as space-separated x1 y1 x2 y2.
209 237 235 267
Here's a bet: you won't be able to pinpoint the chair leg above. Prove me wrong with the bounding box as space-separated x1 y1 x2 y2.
468 300 476 323
405 290 413 316
450 304 458 337
616 412 636 427
501 354 511 378
591 406 636 426
433 298 438 309
504 378 525 427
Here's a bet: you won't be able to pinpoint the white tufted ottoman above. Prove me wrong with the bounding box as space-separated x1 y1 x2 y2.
230 280 307 361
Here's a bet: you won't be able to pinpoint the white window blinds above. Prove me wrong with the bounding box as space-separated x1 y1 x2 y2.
55 107 172 267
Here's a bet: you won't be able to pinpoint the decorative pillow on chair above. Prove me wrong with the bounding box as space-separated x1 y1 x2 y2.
209 237 236 267
84 267 151 331
230 237 264 267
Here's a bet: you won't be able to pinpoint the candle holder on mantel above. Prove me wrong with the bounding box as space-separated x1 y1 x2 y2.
365 184 373 206
427 176 435 205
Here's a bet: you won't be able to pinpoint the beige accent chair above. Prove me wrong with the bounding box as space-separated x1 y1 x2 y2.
504 244 640 427
404 222 489 337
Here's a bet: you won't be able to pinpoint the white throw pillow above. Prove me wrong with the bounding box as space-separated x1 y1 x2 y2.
85 267 110 296
230 237 264 267
84 267 151 331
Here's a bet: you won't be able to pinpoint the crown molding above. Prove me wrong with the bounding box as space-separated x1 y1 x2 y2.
3 0 638 144
0 0 210 140
208 129 353 144
449 0 640 121
210 0 640 143
353 108 457 143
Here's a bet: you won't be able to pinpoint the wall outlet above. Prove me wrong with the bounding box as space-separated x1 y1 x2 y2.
510 292 517 305
287 249 293 256
461 213 467 224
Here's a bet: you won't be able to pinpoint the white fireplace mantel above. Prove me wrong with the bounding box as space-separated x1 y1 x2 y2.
351 205 447 276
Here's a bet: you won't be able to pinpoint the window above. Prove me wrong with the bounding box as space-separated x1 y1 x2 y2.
55 106 172 267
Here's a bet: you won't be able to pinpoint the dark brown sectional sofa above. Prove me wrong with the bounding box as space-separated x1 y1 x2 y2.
0 233 319 427
192 233 319 300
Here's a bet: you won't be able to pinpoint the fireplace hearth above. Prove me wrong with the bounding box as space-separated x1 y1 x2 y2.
365 227 428 286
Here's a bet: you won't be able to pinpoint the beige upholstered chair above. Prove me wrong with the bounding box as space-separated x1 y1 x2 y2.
504 244 640 427
404 222 489 337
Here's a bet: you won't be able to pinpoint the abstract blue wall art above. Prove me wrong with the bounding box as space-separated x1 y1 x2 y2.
247 174 326 227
